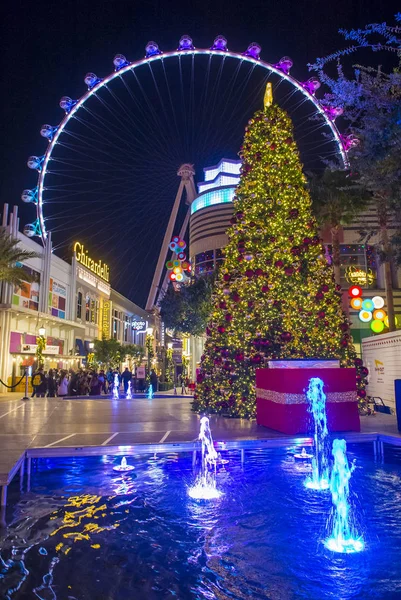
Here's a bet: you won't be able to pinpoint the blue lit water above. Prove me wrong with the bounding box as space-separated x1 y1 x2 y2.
1 444 401 599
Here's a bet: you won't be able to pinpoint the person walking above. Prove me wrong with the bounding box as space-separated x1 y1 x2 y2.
121 367 132 395
47 369 57 397
31 367 47 398
98 370 106 394
57 370 69 397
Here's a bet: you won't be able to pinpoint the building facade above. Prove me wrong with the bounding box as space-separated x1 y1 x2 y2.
0 204 152 391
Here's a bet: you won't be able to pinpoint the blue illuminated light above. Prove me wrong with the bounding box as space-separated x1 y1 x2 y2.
147 384 154 399
191 187 235 215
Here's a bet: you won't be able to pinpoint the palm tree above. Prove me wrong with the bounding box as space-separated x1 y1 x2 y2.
0 227 39 288
309 169 368 286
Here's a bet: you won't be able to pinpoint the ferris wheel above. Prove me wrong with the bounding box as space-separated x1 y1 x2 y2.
21 35 351 304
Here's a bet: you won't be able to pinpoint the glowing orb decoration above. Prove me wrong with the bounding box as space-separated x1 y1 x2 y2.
359 310 372 323
372 296 385 309
169 273 176 280
175 273 184 282
350 297 363 310
384 315 398 328
173 266 182 274
373 309 386 321
348 285 362 298
361 299 374 312
371 319 385 333
166 260 174 270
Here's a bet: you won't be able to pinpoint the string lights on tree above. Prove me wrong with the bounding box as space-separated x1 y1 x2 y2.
194 85 361 418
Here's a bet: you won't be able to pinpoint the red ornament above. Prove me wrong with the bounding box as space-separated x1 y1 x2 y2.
269 143 276 150
291 246 301 256
255 268 264 277
289 208 299 219
357 389 367 398
231 292 240 302
217 325 226 334
284 267 294 276
223 274 231 282
303 237 312 246
315 292 324 301
219 301 227 310
261 285 269 293
245 269 254 278
321 285 329 293
318 311 326 319
274 260 284 268
248 301 254 308
280 332 292 342
285 137 293 144
225 314 233 322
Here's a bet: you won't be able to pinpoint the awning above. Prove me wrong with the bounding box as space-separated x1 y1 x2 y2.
75 338 85 356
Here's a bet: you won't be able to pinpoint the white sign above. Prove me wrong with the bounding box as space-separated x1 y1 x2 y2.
362 330 401 412
21 344 60 355
132 320 147 332
136 366 146 379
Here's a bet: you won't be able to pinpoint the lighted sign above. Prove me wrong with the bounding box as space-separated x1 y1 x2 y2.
102 300 111 339
359 310 372 323
371 320 385 333
345 266 375 287
74 242 110 282
132 320 147 332
21 344 60 355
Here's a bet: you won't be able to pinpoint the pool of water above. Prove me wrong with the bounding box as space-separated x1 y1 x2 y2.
1 443 401 600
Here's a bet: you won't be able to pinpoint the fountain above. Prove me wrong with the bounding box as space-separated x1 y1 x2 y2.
324 439 364 553
188 416 222 500
305 377 330 490
112 373 119 400
147 384 153 399
113 456 135 473
294 447 313 460
126 381 132 399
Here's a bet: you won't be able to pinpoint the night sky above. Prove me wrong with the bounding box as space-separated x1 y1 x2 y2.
2 0 399 307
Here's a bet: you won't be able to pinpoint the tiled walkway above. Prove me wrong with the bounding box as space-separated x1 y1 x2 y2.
0 392 399 487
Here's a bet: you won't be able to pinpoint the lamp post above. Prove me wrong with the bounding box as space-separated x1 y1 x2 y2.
87 341 95 368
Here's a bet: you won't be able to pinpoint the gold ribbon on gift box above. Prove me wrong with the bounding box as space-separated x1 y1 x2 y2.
256 388 357 404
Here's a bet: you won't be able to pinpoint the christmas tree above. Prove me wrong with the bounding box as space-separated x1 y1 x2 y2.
193 85 357 418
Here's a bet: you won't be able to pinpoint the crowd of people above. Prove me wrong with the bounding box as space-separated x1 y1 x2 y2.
30 366 157 398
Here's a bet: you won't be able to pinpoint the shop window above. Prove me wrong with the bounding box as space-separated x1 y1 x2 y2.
77 291 82 319
95 300 99 325
329 244 376 289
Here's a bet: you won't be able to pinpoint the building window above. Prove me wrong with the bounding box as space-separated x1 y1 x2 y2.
95 300 99 325
85 295 90 321
77 291 82 319
195 250 217 276
327 244 376 288
124 316 130 342
112 309 122 340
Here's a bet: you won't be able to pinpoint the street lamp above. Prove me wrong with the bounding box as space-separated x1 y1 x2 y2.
88 342 94 350
146 327 154 336
146 327 154 379
38 326 46 337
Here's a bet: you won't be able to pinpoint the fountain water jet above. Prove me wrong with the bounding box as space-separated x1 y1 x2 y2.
113 457 135 473
147 384 153 399
112 373 119 400
126 381 132 399
305 378 329 490
324 439 364 553
188 416 222 500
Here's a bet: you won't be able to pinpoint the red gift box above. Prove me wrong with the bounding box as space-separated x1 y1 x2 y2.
256 367 360 434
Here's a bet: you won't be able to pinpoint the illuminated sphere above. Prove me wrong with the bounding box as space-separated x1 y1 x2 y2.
371 320 385 334
173 266 182 275
166 261 174 270
175 273 184 282
384 315 399 328
359 310 372 323
169 242 177 252
362 299 374 312
348 285 362 298
173 260 180 267
373 309 386 321
350 297 363 310
372 296 385 309
169 272 176 281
